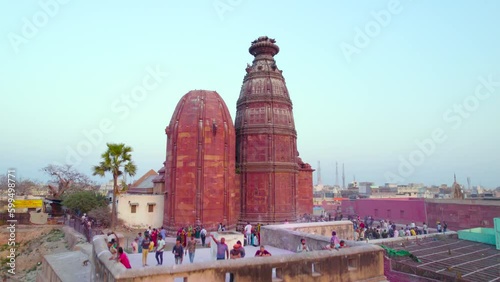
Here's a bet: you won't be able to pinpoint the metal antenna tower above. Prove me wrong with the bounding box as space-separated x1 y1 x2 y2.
335 162 339 187
342 163 345 189
317 161 322 186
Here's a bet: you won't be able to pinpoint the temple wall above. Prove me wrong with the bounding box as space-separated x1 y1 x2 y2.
297 168 314 216
164 90 238 233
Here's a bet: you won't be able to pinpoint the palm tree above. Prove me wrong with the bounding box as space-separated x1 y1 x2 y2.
93 143 137 229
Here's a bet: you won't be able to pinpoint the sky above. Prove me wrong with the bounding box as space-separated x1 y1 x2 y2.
1 0 499 188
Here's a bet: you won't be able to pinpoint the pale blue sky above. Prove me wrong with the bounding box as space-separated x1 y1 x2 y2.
1 0 499 188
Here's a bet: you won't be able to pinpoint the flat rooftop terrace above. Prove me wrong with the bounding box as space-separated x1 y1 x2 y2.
126 244 295 268
386 237 500 281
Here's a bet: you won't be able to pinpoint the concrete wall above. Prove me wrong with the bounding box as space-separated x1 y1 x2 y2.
62 226 87 250
116 194 164 228
457 228 496 246
29 211 48 224
261 222 357 252
495 217 500 250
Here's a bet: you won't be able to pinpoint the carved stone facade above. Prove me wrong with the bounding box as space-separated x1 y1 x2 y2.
163 90 239 233
297 158 314 216
161 38 313 232
235 36 307 224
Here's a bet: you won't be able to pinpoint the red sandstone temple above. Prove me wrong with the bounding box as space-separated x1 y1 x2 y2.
161 37 313 233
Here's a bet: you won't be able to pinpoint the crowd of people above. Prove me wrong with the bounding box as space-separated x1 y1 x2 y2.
108 224 351 269
210 233 271 282
109 216 448 270
351 215 449 241
242 222 262 246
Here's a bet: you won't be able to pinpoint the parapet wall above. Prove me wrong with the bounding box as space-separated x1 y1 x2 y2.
92 222 386 281
341 198 500 230
425 199 500 230
261 221 356 252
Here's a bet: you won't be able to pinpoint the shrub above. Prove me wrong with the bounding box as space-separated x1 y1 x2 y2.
62 191 108 214
87 206 123 228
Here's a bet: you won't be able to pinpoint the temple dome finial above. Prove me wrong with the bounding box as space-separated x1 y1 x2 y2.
249 36 279 57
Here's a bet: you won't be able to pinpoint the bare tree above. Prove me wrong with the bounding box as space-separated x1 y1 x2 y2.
41 164 97 199
0 174 41 196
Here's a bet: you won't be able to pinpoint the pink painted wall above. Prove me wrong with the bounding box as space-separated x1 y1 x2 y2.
425 200 500 230
341 198 427 224
341 198 500 230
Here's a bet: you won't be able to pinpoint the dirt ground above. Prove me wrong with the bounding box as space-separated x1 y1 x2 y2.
0 225 70 282
0 225 210 282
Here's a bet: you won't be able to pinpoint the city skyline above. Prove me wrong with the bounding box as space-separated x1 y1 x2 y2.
313 161 498 188
1 1 499 188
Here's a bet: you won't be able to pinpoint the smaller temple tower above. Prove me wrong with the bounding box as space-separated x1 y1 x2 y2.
452 173 464 199
163 90 240 233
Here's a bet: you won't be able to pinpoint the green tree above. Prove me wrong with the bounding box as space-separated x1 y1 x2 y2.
62 191 108 214
92 143 137 230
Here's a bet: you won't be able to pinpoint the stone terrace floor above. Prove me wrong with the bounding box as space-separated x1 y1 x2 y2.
114 244 295 282
385 237 500 281
124 245 295 267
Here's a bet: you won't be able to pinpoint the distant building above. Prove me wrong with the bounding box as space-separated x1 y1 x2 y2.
358 182 374 196
347 181 358 191
115 169 164 229
98 180 115 197
397 183 423 197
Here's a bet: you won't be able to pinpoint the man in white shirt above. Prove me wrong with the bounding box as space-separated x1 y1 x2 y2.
155 235 165 265
244 222 252 246
200 226 207 247
107 232 117 243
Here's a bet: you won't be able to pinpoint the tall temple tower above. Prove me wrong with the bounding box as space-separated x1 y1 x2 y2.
235 36 299 224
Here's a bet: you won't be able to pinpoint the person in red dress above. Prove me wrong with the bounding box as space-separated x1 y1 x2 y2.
116 247 131 269
151 228 158 247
